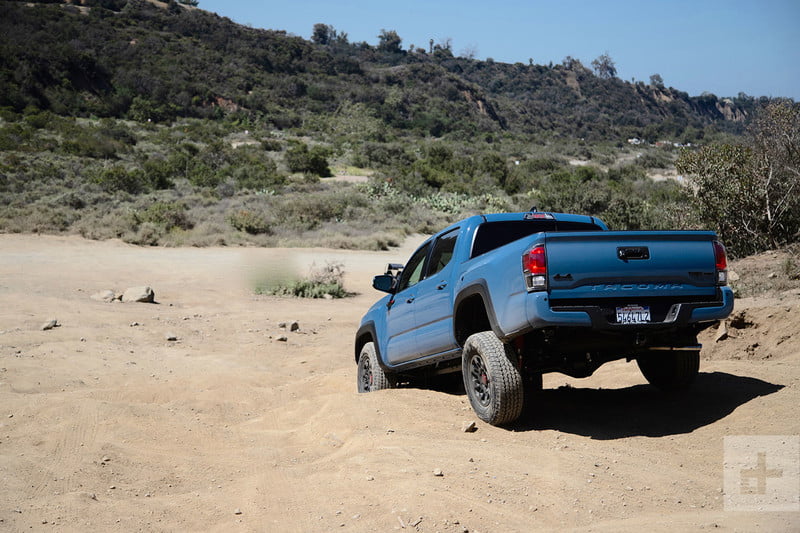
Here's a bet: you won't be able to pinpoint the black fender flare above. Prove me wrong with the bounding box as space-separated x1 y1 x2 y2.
453 280 508 343
355 321 388 368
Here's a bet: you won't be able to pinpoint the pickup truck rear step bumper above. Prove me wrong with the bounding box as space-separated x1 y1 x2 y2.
540 287 734 331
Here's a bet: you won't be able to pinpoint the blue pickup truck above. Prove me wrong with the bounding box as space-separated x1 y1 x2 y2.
355 210 734 426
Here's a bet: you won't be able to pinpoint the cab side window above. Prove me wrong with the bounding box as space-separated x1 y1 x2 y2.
396 243 430 292
426 229 458 278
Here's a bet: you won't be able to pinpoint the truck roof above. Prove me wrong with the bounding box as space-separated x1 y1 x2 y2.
482 211 603 226
436 211 607 237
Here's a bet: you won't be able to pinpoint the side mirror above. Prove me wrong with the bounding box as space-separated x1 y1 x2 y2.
372 274 396 293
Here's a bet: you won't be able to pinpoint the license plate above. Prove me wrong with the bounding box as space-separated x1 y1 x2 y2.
616 305 650 324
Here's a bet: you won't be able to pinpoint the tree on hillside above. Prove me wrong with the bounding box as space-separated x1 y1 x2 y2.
459 44 478 60
433 37 454 58
591 53 617 79
312 23 333 45
677 100 800 256
561 56 584 70
311 23 347 46
649 74 664 88
377 29 403 53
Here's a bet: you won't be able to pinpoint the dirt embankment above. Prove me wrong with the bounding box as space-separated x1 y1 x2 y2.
1 235 797 532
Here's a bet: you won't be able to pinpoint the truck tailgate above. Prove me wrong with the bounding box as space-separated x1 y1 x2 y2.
544 230 720 301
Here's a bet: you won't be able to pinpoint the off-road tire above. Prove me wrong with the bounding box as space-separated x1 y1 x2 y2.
636 350 700 391
357 342 393 393
462 331 524 426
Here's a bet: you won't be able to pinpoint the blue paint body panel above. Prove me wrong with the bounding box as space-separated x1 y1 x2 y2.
355 211 734 373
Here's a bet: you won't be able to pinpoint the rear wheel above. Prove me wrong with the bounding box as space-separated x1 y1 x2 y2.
462 331 524 426
637 350 700 391
357 342 393 392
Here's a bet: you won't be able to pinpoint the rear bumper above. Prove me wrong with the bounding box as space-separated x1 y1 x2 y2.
526 286 734 331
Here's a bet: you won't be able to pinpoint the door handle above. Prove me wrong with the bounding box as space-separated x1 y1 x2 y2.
437 281 448 290
406 297 415 304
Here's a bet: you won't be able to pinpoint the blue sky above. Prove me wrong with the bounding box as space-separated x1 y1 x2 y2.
197 0 799 100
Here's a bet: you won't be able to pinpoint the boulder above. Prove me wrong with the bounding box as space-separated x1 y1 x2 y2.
122 286 155 303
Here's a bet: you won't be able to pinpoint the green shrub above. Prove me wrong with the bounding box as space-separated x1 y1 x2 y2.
61 131 124 159
23 110 54 129
141 158 175 190
228 209 271 235
137 201 192 230
261 138 282 151
232 160 284 190
0 123 33 151
285 142 332 177
272 186 370 231
97 119 138 146
418 192 470 214
255 261 348 298
676 101 800 257
186 162 222 188
92 165 150 194
263 278 347 298
0 107 20 122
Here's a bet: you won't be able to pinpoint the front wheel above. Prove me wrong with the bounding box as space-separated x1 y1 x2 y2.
462 331 524 426
357 342 393 393
636 350 699 391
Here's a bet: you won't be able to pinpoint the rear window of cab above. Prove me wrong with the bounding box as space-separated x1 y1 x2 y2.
471 220 603 258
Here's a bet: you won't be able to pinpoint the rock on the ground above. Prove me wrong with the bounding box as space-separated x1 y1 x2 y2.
41 319 59 331
461 421 478 433
121 286 155 303
714 321 729 343
91 290 118 303
289 320 300 332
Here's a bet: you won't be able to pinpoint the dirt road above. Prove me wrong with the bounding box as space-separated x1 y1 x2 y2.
1 235 797 531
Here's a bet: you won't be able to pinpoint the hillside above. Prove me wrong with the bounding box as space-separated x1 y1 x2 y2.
0 0 792 251
1 0 754 140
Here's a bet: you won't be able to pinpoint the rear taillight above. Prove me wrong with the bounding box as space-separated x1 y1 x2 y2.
523 245 547 291
713 240 728 286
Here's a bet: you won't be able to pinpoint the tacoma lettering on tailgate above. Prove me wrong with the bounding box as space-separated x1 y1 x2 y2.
591 283 684 291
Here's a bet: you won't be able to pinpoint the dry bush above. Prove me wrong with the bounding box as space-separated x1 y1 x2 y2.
254 261 348 298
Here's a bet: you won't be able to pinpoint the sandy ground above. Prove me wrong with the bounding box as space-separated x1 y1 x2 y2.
1 234 798 532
